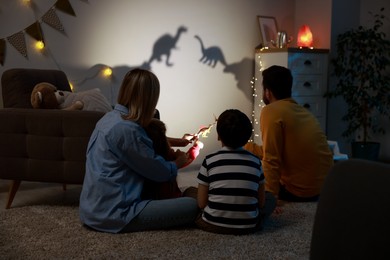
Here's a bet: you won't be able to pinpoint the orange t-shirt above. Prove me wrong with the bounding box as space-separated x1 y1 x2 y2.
258 98 333 198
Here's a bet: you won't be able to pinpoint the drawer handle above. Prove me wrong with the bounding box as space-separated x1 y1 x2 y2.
304 82 311 87
304 60 312 66
303 103 311 109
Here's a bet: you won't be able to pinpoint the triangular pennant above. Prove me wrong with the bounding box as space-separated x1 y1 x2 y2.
7 31 28 58
42 8 65 32
55 0 76 16
0 39 6 65
26 22 44 42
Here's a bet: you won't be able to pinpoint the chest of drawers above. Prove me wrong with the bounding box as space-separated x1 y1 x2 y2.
252 48 329 144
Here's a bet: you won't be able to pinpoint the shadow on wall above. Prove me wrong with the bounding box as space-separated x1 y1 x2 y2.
148 26 188 67
69 25 254 103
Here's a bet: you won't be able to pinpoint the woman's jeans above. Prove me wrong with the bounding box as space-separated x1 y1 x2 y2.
121 197 198 232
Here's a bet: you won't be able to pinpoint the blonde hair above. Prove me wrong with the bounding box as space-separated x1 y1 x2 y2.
117 68 160 127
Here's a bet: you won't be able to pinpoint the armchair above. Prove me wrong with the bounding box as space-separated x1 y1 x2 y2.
310 159 390 259
0 68 105 208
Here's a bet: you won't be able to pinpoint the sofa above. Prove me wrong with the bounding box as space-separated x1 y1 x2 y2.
0 68 106 208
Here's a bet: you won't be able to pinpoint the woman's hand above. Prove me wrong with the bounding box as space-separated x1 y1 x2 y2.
183 133 197 141
168 134 196 147
174 149 190 168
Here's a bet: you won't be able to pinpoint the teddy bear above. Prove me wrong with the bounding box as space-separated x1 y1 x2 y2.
31 82 112 113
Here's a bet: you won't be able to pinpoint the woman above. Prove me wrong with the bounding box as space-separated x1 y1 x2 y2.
79 68 198 233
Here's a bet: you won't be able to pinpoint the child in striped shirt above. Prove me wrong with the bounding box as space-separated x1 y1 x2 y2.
196 109 276 235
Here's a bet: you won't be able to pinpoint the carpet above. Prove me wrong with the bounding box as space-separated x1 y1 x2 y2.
0 201 317 259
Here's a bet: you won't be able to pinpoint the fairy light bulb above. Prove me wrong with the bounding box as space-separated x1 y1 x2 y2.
35 41 45 51
102 67 112 78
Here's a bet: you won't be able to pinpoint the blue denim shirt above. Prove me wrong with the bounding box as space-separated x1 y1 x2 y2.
79 104 177 233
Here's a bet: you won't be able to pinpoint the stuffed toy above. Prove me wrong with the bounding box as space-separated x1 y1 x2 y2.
144 118 177 161
142 118 205 199
142 118 182 199
31 82 112 112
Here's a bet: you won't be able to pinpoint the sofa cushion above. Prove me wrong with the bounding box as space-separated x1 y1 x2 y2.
0 108 104 184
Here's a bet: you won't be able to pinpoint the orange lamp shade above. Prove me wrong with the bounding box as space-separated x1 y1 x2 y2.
297 25 313 47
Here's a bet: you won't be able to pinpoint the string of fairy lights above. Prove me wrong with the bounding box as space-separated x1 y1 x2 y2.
249 52 266 143
1 0 112 91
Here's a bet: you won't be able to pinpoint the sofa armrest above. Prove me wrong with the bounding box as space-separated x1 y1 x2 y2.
0 108 104 184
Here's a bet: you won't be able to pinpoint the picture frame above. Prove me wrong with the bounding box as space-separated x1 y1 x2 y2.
257 16 278 48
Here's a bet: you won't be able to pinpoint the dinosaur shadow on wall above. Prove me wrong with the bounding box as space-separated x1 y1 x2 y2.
148 26 188 67
70 26 253 102
223 57 255 102
193 34 254 102
194 35 227 68
101 25 188 85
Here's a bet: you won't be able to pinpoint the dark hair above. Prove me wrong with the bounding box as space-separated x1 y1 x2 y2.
144 118 175 161
216 109 252 149
262 65 293 100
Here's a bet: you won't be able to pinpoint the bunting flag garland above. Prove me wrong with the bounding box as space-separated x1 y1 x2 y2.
26 22 44 43
42 8 65 32
0 39 5 65
7 31 28 58
55 0 76 16
0 0 82 66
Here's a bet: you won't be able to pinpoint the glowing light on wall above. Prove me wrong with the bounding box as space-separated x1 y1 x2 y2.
297 25 313 48
35 41 45 51
102 67 112 78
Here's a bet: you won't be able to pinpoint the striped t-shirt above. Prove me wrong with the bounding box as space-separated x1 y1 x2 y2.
197 146 264 229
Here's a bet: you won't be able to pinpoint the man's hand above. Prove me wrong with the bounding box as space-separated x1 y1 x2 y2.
273 206 283 215
273 200 284 215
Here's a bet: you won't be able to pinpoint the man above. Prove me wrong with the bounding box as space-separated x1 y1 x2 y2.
248 65 333 202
